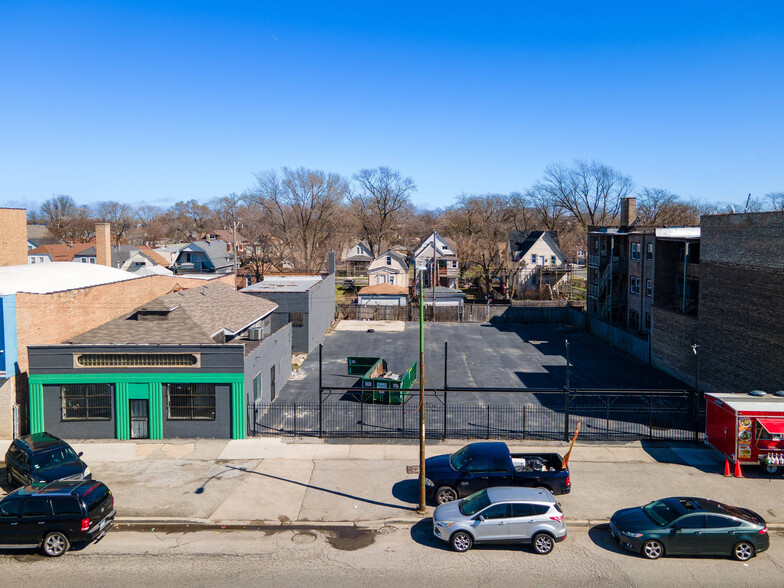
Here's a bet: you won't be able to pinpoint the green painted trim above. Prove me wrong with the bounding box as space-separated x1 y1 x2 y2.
29 372 244 385
116 383 129 440
149 382 163 439
29 382 45 434
231 382 245 439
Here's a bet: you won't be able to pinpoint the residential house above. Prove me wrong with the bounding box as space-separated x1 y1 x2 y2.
172 240 235 274
26 224 55 250
241 273 336 353
343 240 373 275
27 242 96 264
202 229 246 254
73 245 172 273
412 231 459 288
357 284 408 306
26 282 292 440
154 243 189 266
508 230 570 296
367 249 410 289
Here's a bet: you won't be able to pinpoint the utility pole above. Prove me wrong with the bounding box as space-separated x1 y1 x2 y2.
417 270 427 515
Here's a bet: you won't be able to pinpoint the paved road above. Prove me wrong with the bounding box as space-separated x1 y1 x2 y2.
2 526 782 587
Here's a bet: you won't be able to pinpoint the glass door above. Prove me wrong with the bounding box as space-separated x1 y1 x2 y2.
129 399 150 439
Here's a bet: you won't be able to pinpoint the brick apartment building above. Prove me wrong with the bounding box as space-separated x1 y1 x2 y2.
652 211 784 395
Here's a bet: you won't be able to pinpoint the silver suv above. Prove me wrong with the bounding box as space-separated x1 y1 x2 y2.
432 487 567 554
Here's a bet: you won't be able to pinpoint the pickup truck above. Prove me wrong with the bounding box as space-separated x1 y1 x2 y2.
424 442 571 504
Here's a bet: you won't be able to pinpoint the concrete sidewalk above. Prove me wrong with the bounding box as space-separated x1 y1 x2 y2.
3 438 782 529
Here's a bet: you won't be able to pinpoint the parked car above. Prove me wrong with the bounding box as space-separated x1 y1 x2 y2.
610 496 769 561
5 433 91 488
432 486 566 554
424 442 570 504
0 480 115 556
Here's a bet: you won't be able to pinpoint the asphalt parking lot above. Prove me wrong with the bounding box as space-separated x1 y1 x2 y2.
279 322 685 404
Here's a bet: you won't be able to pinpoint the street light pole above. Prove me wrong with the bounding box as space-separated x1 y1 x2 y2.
417 269 427 515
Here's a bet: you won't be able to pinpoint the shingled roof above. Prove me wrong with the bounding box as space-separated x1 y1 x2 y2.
508 231 564 262
66 282 277 345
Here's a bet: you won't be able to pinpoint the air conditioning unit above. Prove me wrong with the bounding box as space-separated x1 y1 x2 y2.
247 328 263 341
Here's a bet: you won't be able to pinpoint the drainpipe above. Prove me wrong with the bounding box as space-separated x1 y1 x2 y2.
682 242 689 313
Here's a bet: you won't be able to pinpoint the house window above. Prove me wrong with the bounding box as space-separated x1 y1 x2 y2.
647 243 654 260
452 260 457 268
89 258 95 263
252 373 262 403
76 353 198 368
646 279 652 297
30 257 36 263
442 245 448 250
386 256 391 265
630 276 640 295
629 310 640 330
631 243 641 261
645 312 652 330
531 254 537 264
551 255 557 265
378 275 386 284
290 312 305 327
166 383 216 420
389 276 395 285
61 384 112 421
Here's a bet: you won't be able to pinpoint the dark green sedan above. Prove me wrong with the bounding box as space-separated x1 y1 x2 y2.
610 497 769 561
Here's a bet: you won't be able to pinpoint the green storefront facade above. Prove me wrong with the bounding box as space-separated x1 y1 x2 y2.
27 345 247 440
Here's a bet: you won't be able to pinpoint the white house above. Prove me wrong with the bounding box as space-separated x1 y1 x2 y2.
343 240 373 275
367 249 410 289
508 231 570 294
412 231 459 288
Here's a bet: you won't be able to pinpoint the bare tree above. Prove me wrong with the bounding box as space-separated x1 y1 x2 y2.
441 194 508 297
165 200 216 241
528 185 565 231
505 192 537 231
96 201 136 246
349 167 416 256
765 192 784 211
249 167 348 271
39 194 78 241
538 160 633 229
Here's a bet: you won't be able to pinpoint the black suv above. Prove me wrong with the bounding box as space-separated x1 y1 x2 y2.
0 480 115 556
5 433 90 487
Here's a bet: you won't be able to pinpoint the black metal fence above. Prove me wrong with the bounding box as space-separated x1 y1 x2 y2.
247 389 703 442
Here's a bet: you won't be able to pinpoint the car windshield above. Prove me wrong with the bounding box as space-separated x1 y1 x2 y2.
459 490 491 516
32 447 79 471
642 500 681 527
449 446 472 470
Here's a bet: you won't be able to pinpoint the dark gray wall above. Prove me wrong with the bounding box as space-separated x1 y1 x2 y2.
244 323 292 403
28 345 245 375
42 384 116 439
162 383 232 438
307 273 335 352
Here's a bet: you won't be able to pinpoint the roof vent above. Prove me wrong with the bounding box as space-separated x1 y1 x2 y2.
247 328 263 341
749 390 767 397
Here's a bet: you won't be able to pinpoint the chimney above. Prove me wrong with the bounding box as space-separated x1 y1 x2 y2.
620 197 636 227
328 251 336 274
0 208 28 267
95 222 111 266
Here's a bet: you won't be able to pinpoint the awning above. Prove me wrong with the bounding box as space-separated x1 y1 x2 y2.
757 418 784 435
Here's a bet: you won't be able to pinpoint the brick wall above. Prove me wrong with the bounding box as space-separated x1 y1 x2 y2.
651 307 698 386
0 208 28 267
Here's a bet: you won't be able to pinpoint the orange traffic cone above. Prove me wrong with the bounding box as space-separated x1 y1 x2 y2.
734 460 743 478
723 459 731 477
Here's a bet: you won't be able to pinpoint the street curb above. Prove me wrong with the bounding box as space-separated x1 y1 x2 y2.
111 517 784 532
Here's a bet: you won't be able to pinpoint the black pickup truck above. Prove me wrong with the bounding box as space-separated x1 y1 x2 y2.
424 442 571 504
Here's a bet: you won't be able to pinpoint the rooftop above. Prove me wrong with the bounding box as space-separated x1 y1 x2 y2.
241 275 325 293
655 227 701 240
0 262 139 295
358 284 408 296
66 282 277 345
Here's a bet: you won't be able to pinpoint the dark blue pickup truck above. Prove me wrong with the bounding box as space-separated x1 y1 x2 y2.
424 442 571 504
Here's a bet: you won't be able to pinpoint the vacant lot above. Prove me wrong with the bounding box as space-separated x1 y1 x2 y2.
279 322 684 405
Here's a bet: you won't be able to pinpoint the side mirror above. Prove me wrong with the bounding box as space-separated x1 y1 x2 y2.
475 515 485 522
77 452 84 457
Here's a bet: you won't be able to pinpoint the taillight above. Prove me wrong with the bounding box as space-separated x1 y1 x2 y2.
81 518 90 532
759 526 768 534
565 476 571 487
550 515 564 523
111 495 115 507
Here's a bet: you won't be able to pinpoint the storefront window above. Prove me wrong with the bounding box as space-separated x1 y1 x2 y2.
61 384 112 421
166 383 216 420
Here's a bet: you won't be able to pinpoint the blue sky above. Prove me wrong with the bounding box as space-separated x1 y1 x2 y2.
1 1 783 211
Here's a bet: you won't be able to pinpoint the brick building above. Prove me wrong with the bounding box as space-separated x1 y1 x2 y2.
0 208 28 267
651 211 784 395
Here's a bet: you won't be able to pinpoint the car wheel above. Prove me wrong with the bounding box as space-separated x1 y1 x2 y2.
733 541 755 561
531 532 555 555
450 531 473 552
436 486 458 504
42 531 70 557
642 539 664 560
5 468 13 488
763 462 778 475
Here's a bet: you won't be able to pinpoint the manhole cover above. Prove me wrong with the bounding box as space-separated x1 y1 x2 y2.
406 465 419 474
291 532 317 544
377 526 397 535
